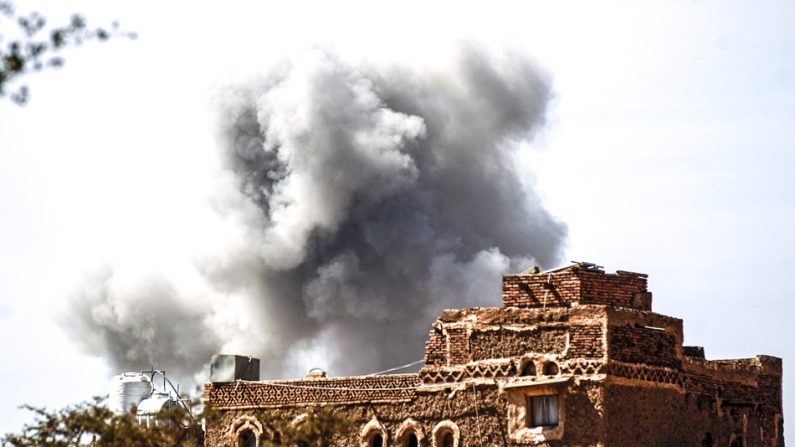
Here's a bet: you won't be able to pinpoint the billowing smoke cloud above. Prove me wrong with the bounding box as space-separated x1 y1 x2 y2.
64 47 567 381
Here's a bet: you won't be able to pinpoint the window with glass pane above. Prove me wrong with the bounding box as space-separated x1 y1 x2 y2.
527 395 559 427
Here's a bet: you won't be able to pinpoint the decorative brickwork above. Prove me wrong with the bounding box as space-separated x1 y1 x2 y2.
419 362 516 384
206 375 420 409
557 358 605 376
607 361 685 387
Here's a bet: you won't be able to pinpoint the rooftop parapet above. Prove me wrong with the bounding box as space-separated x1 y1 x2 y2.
502 262 651 311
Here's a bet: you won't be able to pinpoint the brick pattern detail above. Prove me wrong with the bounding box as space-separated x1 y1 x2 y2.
608 361 685 387
420 362 516 384
579 272 649 308
205 375 420 409
446 327 469 365
419 359 608 384
567 324 604 359
609 325 680 369
502 273 579 308
558 358 605 375
424 329 446 367
502 268 649 310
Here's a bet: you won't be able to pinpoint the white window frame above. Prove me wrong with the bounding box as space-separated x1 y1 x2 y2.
505 380 567 443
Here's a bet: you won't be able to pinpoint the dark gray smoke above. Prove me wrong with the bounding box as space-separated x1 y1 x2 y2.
64 47 567 381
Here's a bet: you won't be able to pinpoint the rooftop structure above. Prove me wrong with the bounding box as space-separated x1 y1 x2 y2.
204 263 784 447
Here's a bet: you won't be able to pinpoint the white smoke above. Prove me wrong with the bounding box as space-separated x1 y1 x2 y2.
63 46 567 382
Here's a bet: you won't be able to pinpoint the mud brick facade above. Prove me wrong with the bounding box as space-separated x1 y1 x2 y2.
204 263 784 447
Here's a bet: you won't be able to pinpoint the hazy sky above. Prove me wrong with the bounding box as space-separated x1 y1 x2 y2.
1 0 793 437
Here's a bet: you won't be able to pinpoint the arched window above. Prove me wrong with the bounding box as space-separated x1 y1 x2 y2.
431 421 459 447
405 433 419 447
371 433 384 447
360 418 388 447
396 418 424 447
542 362 559 376
440 431 454 447
521 361 536 376
239 429 257 447
230 416 263 447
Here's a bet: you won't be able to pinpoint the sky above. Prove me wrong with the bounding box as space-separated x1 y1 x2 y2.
1 0 794 438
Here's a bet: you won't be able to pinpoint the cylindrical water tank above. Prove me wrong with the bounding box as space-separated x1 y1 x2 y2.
108 372 152 415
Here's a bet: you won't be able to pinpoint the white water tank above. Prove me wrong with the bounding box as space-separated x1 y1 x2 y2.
137 392 175 427
108 373 152 415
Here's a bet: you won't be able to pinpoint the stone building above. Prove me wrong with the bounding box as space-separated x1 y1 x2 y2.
204 263 784 447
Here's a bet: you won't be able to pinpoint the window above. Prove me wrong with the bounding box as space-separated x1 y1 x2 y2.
239 429 257 447
431 422 459 447
402 432 419 447
527 395 559 427
397 418 424 447
359 419 387 447
438 430 454 447
506 388 564 442
520 362 536 376
230 415 264 446
542 362 559 376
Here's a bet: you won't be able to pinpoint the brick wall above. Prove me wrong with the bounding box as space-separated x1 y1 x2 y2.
424 328 446 367
567 324 605 359
502 272 580 308
446 328 469 365
502 268 649 310
579 271 650 309
609 325 680 369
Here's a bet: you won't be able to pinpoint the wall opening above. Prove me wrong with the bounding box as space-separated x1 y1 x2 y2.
360 419 388 447
521 362 536 376
403 433 419 447
439 431 454 447
239 429 257 447
527 395 559 427
397 418 424 447
542 362 559 376
432 422 459 447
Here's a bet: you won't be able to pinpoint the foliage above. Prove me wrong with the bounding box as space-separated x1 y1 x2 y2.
1 396 204 447
0 1 135 104
267 406 354 447
2 396 354 447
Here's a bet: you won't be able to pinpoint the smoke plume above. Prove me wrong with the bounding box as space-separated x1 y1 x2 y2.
64 47 567 381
